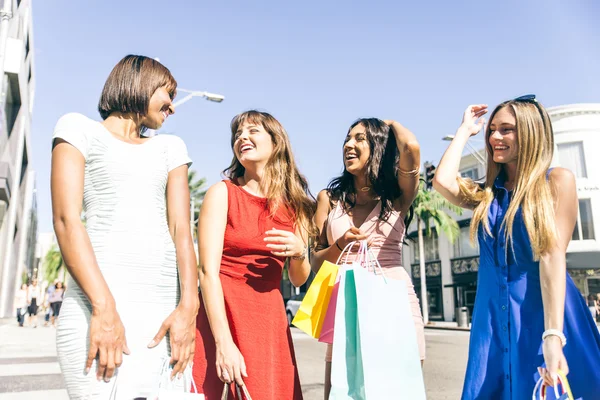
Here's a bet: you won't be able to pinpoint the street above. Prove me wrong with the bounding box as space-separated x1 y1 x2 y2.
0 316 469 399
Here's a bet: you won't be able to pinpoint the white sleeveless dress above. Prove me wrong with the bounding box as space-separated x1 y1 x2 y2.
53 113 192 399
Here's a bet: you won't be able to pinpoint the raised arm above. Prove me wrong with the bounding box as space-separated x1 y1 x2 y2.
148 164 199 378
310 190 367 273
539 167 578 385
197 183 247 387
432 105 487 208
51 139 129 382
384 121 420 214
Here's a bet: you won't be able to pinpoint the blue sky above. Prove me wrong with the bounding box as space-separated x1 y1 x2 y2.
31 0 600 232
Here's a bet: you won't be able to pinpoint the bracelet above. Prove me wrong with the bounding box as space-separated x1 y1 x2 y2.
542 329 567 347
398 167 420 177
335 241 343 251
291 245 307 261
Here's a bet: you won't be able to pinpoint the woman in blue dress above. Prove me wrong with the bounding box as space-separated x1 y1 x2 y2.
433 96 600 399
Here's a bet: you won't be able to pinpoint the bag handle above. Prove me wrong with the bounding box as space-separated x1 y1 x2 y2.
221 382 253 400
531 370 573 400
335 241 362 265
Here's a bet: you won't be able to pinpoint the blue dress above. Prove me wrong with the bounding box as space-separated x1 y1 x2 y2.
462 171 600 400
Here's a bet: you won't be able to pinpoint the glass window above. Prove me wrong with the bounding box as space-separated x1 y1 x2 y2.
413 231 439 263
558 142 587 178
460 167 478 180
453 226 479 257
572 199 595 240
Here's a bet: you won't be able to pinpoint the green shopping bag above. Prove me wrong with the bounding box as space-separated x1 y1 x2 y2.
329 268 366 399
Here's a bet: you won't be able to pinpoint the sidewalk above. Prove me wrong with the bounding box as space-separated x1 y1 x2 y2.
0 317 67 399
425 321 471 331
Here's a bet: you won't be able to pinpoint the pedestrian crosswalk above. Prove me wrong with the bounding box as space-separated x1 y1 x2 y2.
0 319 68 400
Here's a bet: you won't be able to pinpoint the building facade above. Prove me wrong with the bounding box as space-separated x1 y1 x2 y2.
404 103 600 322
0 0 36 318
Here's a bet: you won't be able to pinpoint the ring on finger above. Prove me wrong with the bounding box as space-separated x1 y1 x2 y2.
285 245 288 252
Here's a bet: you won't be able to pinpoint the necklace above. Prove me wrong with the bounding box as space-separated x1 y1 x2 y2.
360 186 371 192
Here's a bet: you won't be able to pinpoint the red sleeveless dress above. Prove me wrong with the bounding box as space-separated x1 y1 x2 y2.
193 180 303 400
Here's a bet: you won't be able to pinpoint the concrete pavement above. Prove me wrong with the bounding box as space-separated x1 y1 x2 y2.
0 317 470 399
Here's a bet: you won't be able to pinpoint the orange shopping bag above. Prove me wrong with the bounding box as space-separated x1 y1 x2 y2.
292 260 339 338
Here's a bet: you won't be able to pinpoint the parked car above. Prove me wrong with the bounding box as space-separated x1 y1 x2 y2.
285 292 306 326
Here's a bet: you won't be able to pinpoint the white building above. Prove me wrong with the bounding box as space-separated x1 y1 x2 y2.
404 103 600 322
0 0 36 318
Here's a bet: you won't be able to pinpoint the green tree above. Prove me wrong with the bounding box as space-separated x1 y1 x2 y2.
413 181 463 324
188 170 208 239
44 244 64 284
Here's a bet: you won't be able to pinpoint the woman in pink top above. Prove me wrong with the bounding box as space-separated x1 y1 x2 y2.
311 118 425 399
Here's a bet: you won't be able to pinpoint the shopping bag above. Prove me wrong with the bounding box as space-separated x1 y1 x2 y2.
329 267 366 400
353 264 426 399
532 370 581 400
220 382 253 400
155 358 205 399
318 276 340 344
291 260 338 338
319 241 373 344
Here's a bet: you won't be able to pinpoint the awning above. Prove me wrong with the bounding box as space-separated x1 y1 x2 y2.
566 251 600 270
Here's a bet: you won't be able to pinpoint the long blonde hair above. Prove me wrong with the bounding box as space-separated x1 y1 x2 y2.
457 100 556 260
224 110 317 239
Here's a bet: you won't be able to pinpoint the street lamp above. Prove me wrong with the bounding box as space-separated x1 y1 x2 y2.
174 88 225 106
442 135 487 167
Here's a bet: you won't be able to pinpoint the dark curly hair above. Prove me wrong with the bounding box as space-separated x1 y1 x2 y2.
327 118 414 231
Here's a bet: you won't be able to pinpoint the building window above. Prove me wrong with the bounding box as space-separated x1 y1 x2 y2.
460 167 479 180
413 231 439 263
558 142 587 178
453 226 479 257
20 143 28 185
4 74 21 137
25 35 30 59
572 199 595 240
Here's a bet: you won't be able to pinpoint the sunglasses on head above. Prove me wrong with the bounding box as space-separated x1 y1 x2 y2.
513 94 546 121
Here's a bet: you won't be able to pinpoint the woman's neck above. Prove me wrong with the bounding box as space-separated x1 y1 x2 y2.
102 113 142 140
502 162 518 190
242 166 267 197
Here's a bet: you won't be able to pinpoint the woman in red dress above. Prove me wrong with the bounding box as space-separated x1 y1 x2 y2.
193 110 316 399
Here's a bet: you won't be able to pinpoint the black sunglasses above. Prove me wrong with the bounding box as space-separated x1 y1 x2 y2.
513 94 546 121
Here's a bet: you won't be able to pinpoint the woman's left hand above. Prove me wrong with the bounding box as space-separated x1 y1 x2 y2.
539 335 569 388
264 228 305 258
148 304 197 379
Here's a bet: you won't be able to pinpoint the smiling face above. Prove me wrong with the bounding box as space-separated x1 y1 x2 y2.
140 86 175 130
488 106 519 165
343 123 371 176
233 122 274 168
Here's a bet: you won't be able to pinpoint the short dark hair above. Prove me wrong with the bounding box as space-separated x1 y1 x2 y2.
97 55 177 120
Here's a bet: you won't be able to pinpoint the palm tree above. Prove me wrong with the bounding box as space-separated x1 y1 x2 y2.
44 244 64 283
188 170 208 238
413 181 463 324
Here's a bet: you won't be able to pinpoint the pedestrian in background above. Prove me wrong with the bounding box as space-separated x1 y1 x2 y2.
26 279 41 328
14 283 28 327
49 281 65 327
434 97 600 399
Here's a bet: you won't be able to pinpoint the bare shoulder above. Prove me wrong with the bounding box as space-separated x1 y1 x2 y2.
316 189 333 210
548 167 576 189
205 181 228 202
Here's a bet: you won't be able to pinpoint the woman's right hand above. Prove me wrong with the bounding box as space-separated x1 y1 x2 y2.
86 304 130 382
460 104 488 136
216 340 248 386
335 227 369 251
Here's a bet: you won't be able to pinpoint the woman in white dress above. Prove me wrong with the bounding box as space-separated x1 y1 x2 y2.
51 55 199 399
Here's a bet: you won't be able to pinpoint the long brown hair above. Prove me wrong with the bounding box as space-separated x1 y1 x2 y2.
224 110 317 240
457 100 557 260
